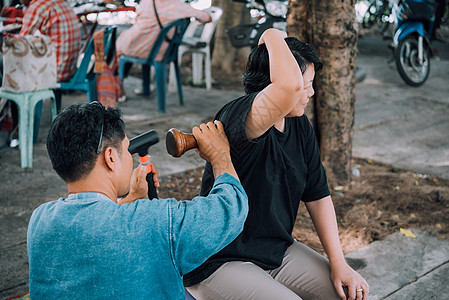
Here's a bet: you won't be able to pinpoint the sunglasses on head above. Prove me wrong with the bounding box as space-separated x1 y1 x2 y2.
90 101 104 155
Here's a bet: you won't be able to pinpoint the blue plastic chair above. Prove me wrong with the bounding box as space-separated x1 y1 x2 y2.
54 26 117 111
119 18 190 113
0 89 57 168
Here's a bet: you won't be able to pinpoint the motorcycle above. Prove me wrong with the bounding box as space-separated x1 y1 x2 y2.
360 0 394 35
226 0 288 49
391 0 441 86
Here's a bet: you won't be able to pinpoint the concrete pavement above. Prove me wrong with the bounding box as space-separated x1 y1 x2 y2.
1 34 448 299
354 54 449 181
345 35 449 299
346 230 449 299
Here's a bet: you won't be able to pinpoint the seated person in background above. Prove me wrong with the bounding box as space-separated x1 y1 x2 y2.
116 0 211 60
19 0 81 82
0 0 23 26
0 0 81 147
27 102 248 299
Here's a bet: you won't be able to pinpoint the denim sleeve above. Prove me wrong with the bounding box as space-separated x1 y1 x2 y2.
168 173 248 276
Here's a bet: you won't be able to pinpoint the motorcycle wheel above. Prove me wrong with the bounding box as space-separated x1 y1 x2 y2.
394 35 430 87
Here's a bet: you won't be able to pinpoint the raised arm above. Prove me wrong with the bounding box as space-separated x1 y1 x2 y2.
175 1 212 23
170 121 247 274
171 173 248 276
245 29 304 140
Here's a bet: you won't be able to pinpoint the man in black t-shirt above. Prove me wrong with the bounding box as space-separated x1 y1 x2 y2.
184 29 369 300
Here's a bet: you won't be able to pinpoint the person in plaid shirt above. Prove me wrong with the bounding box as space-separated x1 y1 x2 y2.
19 0 81 82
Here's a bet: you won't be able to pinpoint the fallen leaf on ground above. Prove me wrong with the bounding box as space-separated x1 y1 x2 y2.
400 228 416 238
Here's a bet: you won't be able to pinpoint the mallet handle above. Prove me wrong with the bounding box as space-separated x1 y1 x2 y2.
139 155 158 199
166 128 198 157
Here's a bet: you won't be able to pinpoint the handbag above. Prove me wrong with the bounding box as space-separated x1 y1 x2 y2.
93 28 122 108
2 34 57 93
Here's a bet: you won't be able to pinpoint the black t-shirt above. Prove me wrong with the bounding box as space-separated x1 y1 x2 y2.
184 93 330 286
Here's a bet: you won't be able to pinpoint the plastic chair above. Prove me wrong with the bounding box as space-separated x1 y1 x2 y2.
0 89 57 168
119 18 190 113
55 26 117 111
169 7 223 91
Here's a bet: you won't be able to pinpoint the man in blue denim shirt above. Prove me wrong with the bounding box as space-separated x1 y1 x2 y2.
27 102 248 299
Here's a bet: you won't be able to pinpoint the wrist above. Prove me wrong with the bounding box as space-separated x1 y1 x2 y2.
119 191 137 205
211 156 238 181
210 152 231 168
329 256 347 269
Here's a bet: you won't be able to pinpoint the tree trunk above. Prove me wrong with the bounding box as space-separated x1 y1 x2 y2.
211 0 250 74
287 0 358 187
287 0 315 124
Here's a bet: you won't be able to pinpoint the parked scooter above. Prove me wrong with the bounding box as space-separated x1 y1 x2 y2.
226 0 287 49
391 0 441 86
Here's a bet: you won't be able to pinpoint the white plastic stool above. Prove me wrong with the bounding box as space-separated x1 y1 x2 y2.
0 89 57 169
169 6 223 91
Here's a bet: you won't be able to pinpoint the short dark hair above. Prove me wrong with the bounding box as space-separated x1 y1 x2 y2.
242 37 323 94
46 103 126 183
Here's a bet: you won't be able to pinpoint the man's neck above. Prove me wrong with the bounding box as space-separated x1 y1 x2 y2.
67 174 118 202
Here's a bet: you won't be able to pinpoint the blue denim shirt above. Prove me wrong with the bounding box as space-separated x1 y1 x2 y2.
27 173 248 299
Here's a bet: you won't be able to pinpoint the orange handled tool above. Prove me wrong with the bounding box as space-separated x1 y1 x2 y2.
128 130 159 199
166 128 198 157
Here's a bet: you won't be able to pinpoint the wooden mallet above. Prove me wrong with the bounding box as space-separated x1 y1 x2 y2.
166 128 198 157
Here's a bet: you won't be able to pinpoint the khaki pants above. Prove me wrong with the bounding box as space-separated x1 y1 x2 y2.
186 241 340 300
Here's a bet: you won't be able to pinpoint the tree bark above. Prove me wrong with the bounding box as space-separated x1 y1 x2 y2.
211 0 250 74
287 0 314 124
287 0 358 187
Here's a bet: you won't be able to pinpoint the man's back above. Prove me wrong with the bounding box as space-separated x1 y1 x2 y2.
28 174 247 299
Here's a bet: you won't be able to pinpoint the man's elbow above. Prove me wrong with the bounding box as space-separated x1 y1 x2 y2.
235 192 249 225
272 73 302 92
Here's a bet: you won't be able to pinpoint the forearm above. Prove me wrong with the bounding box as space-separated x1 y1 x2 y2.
19 7 43 36
245 29 303 139
307 197 370 299
211 155 239 182
19 18 35 35
175 174 248 274
200 174 248 247
305 196 346 267
118 193 139 205
176 4 211 23
194 9 212 23
263 29 301 88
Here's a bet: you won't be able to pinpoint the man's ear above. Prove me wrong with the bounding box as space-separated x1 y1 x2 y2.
104 146 117 171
